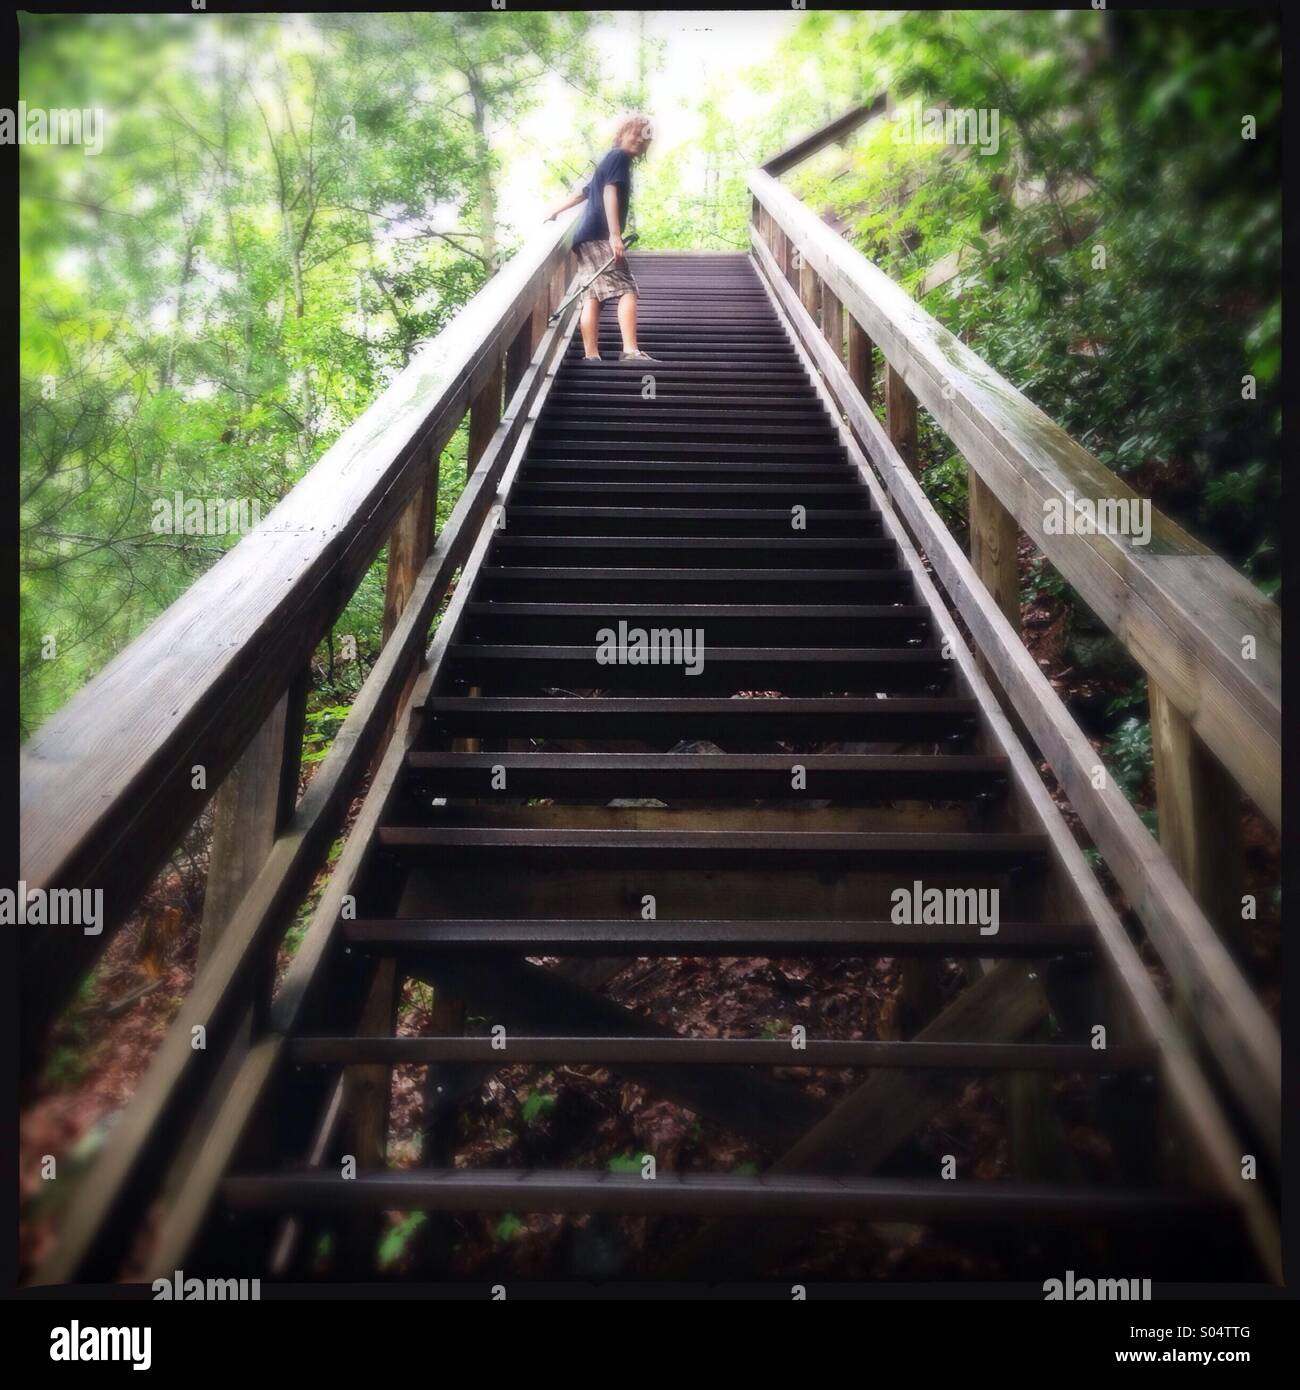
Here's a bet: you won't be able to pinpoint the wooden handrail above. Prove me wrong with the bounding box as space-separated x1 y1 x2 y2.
19 207 580 1062
33 268 584 1284
750 168 1280 829
760 97 887 177
750 233 1279 1273
749 227 1280 1146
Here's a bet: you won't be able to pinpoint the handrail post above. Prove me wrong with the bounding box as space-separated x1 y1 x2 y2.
797 249 820 326
1149 684 1244 953
885 364 919 476
379 449 441 750
820 282 844 362
504 316 534 400
967 472 1020 632
198 672 308 989
468 356 505 471
846 314 875 407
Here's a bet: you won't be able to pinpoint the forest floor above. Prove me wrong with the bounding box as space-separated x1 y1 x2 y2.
18 545 1281 1281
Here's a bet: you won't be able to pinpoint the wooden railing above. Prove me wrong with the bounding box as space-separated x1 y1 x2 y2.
19 208 582 1075
30 209 586 1281
747 113 1280 1161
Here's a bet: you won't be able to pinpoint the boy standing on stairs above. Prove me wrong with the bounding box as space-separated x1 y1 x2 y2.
545 113 660 363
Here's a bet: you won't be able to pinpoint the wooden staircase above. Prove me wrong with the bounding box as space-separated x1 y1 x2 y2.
25 105 1280 1290
191 252 1250 1279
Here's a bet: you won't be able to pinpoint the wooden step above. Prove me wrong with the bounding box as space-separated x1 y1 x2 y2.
403 750 999 800
518 459 854 482
459 602 928 646
223 1170 1224 1224
289 1036 1146 1070
419 695 979 743
534 420 839 442
442 644 949 694
501 506 879 538
526 439 847 462
373 826 1051 873
489 536 899 568
343 915 1084 957
474 567 916 603
511 482 868 505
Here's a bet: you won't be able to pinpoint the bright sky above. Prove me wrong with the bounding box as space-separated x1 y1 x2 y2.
501 9 801 228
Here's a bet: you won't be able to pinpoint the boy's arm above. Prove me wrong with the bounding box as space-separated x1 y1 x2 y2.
603 183 626 261
544 189 587 221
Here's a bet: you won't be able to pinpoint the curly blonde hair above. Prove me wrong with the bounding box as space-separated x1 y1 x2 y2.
611 112 655 149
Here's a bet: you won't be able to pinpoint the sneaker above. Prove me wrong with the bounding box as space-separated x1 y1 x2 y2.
579 355 604 363
619 350 661 363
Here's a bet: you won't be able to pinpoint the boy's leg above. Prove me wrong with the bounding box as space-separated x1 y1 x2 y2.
580 295 601 357
616 291 639 354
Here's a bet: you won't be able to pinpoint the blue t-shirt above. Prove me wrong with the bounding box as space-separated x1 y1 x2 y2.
572 147 632 247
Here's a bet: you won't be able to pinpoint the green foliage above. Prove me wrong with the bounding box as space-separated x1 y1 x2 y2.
1103 715 1159 833
493 1212 525 1243
606 1152 648 1174
302 704 352 766
779 10 1280 592
20 11 596 733
20 10 1279 753
521 1091 557 1126
378 1211 428 1269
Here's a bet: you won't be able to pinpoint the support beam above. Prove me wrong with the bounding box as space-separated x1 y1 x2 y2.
662 962 1047 1275
411 956 825 1149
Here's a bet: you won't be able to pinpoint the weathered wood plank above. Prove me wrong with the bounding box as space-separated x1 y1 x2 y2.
146 312 577 1273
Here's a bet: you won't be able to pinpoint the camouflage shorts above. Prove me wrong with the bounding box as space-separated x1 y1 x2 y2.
575 238 639 303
